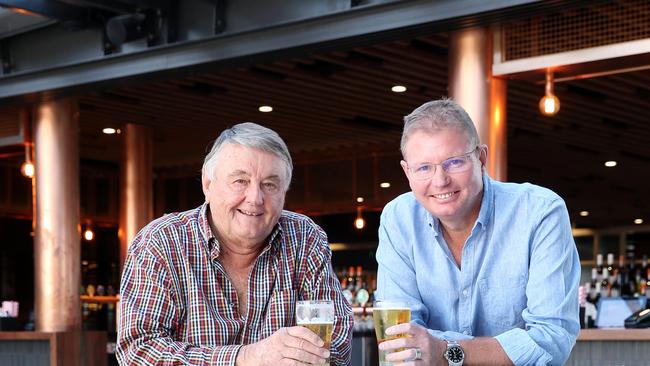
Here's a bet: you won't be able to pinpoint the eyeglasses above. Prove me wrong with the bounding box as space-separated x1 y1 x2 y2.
406 146 478 180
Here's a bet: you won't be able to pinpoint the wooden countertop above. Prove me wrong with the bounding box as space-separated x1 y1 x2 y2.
578 328 650 341
0 331 60 340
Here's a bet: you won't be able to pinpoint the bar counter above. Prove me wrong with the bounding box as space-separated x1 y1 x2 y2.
0 331 106 366
566 328 650 365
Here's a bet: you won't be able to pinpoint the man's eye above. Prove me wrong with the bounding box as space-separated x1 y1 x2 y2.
446 158 465 167
233 179 248 186
262 182 279 192
415 164 432 173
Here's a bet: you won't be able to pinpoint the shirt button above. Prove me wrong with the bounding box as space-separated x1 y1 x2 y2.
462 289 469 297
463 330 470 335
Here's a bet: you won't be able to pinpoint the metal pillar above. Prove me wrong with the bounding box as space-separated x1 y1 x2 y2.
33 98 81 332
448 27 507 181
119 123 153 272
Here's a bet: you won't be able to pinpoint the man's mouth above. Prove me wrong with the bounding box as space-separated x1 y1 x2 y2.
237 209 263 216
431 191 457 200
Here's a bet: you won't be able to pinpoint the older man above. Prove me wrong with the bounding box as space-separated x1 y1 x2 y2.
376 99 580 366
117 122 352 365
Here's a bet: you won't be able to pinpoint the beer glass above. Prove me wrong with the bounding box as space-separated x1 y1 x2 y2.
373 300 411 366
296 300 334 366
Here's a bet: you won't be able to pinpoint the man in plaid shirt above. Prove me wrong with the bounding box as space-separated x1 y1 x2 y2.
117 122 353 365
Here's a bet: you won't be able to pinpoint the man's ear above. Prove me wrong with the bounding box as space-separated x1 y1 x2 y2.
201 173 211 202
400 160 409 178
478 144 488 169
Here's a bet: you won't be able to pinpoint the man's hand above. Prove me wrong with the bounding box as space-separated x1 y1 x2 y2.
379 323 446 365
236 326 330 366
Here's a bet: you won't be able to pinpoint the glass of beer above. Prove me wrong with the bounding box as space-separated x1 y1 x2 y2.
296 300 334 366
373 300 411 366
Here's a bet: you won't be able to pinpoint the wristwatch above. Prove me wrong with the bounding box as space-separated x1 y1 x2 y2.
443 340 465 366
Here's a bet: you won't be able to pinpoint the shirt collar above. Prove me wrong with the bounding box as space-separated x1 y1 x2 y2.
426 173 493 234
198 202 284 260
476 173 493 230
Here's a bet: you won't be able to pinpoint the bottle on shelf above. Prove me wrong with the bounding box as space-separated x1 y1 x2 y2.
606 253 616 275
600 268 610 298
596 254 604 277
617 255 628 297
587 268 599 304
355 266 363 292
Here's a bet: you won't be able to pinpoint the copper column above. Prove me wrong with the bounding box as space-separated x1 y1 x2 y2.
119 123 153 272
33 98 81 332
448 27 508 181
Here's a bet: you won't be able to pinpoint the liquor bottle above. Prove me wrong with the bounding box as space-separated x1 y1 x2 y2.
606 253 616 274
596 254 604 276
625 244 637 296
617 255 629 296
646 268 650 301
346 266 357 305
600 268 610 298
347 266 355 289
588 268 598 302
609 269 621 297
355 265 363 293
368 278 377 307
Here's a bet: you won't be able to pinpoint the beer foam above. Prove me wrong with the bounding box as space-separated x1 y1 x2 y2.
373 307 410 311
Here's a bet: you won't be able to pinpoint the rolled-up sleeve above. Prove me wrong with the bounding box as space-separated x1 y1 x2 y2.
495 198 580 366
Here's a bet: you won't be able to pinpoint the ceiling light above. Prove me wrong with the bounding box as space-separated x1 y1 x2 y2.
539 69 560 117
258 105 273 113
604 161 617 167
356 197 364 203
379 182 390 188
634 218 643 225
103 127 119 134
579 211 589 217
391 85 407 93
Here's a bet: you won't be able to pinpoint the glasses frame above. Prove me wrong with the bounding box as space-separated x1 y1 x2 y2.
405 146 479 181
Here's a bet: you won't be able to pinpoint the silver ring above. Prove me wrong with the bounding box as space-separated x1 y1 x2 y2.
413 347 422 361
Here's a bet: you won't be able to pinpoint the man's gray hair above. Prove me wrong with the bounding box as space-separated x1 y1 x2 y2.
202 122 293 189
400 98 480 157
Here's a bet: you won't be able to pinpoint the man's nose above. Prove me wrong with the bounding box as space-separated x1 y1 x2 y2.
430 165 450 187
244 183 264 204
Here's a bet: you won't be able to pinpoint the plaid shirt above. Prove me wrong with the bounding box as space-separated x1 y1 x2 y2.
117 203 353 365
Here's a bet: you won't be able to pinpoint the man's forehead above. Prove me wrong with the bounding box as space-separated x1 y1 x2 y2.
405 129 470 154
216 144 286 176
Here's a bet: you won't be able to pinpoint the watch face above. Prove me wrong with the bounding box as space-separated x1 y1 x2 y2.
446 346 464 363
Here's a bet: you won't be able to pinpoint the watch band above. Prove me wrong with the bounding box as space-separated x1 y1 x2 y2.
444 340 465 366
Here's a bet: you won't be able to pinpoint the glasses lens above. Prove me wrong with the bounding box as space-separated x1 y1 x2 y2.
443 156 470 174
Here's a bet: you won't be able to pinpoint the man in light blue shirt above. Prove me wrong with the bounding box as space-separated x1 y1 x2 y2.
376 99 580 366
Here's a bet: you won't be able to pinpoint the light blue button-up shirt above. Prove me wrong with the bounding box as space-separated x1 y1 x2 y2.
376 175 580 366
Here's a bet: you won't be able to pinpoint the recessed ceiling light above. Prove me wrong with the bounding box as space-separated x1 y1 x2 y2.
579 211 589 217
634 218 643 225
604 160 617 167
379 182 391 188
258 105 273 112
391 85 407 93
356 197 364 203
103 127 118 134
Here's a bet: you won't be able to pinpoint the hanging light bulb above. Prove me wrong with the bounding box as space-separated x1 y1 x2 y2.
21 161 35 178
539 69 560 116
354 207 365 230
83 225 95 241
21 143 34 178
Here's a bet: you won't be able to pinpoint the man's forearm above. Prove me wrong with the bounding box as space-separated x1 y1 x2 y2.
458 337 514 366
